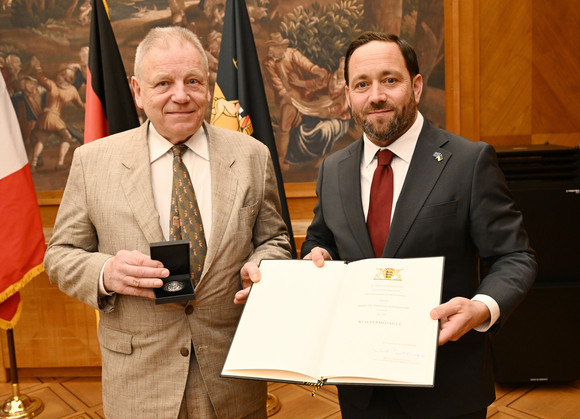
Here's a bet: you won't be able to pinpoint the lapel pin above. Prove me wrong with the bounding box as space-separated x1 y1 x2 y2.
432 152 443 162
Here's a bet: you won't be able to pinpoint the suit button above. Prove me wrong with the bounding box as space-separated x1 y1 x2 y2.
185 305 194 315
180 347 189 357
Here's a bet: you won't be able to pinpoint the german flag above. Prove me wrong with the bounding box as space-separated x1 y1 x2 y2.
211 0 296 257
84 0 139 143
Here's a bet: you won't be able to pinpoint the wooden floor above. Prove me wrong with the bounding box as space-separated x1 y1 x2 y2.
1 377 579 418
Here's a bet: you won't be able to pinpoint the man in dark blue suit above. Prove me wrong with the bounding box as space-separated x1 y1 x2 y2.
302 32 537 418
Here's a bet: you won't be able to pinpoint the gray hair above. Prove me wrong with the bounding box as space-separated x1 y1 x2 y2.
134 26 209 79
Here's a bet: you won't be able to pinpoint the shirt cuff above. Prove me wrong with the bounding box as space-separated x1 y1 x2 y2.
99 257 115 297
472 294 500 332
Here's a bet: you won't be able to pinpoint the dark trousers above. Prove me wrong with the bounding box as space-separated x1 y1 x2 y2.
339 387 487 419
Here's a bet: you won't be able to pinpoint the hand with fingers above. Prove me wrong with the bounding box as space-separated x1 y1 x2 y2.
234 262 261 305
302 246 331 267
430 297 491 345
103 250 169 299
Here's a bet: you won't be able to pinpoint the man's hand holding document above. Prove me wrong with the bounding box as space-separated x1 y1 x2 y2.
222 257 444 388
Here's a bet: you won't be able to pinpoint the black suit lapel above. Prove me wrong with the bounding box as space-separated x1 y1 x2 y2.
385 121 452 257
338 141 375 257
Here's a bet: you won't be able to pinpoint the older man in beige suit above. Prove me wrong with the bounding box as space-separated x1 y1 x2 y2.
44 26 291 418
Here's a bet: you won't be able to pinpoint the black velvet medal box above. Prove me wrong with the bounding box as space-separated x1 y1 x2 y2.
150 240 195 304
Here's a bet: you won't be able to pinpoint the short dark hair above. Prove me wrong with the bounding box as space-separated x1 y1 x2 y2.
344 31 420 85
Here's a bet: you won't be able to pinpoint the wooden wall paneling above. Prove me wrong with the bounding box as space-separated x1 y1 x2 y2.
37 190 62 231
479 0 533 145
0 335 5 382
444 0 461 135
284 182 317 221
285 182 317 257
466 0 480 142
444 0 481 141
532 1 580 147
1 272 102 374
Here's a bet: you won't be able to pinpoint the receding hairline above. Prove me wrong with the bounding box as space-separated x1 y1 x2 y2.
133 26 209 79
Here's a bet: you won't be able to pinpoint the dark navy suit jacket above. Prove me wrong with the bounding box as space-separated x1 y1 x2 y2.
302 119 537 418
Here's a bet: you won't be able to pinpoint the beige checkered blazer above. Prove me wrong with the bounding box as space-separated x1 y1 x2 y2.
45 121 291 418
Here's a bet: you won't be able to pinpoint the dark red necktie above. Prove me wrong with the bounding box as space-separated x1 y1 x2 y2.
367 149 394 257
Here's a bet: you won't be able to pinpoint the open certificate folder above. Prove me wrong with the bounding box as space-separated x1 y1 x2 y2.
222 257 444 388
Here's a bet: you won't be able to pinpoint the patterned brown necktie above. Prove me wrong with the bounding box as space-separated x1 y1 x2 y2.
169 144 207 286
367 149 394 258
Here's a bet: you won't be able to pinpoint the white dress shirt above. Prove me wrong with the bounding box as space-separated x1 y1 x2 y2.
360 113 423 221
359 112 499 331
149 124 212 241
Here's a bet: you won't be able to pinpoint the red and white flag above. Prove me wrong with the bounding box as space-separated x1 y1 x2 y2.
0 74 45 329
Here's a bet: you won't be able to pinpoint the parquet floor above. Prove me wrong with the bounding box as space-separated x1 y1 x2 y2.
1 377 579 418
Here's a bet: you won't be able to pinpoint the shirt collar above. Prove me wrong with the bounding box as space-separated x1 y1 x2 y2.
362 111 424 168
148 122 209 163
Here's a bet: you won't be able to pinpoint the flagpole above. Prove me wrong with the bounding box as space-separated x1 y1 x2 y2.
266 393 281 416
0 329 43 418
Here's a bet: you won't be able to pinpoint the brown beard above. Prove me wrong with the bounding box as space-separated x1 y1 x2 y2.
352 92 418 146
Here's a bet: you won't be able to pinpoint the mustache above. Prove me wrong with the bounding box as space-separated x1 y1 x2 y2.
365 101 395 112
